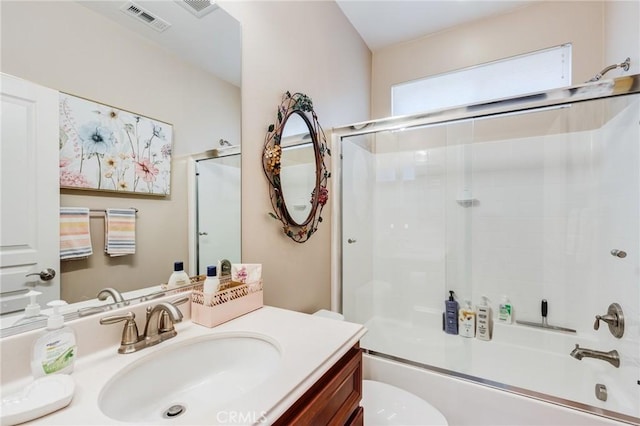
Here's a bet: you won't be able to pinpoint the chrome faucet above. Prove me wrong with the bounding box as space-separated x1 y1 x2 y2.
97 287 128 307
100 296 188 354
570 344 620 368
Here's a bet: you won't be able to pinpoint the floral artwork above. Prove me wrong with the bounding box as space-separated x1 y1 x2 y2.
59 93 172 195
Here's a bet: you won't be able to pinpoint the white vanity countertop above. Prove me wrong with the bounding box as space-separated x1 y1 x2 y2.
5 306 366 425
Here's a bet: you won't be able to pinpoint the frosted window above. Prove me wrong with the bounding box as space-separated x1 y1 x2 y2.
392 44 572 116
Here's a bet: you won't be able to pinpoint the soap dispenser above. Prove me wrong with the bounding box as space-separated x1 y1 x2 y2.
498 295 513 324
13 290 48 326
476 296 493 341
444 291 459 335
459 300 476 338
31 301 77 377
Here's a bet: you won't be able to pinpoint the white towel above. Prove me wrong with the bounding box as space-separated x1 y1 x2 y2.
60 207 93 260
105 208 136 257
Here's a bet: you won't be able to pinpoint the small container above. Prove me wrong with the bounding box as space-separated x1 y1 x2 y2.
459 300 476 338
202 266 219 306
31 301 77 377
167 261 190 289
498 295 513 324
476 296 493 341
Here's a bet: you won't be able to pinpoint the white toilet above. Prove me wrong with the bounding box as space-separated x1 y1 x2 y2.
313 310 449 426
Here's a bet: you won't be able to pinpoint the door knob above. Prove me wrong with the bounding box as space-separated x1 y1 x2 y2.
25 268 56 281
347 238 357 244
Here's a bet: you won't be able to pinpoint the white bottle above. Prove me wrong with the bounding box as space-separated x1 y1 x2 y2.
167 261 190 289
31 301 77 377
202 265 219 306
458 300 476 338
476 296 493 341
498 295 513 324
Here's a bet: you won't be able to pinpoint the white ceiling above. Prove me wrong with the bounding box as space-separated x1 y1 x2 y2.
77 0 241 87
335 0 534 51
77 0 534 87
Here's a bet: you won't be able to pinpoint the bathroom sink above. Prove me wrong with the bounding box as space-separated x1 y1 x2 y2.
98 333 281 423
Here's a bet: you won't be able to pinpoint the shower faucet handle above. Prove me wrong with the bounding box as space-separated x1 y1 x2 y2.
594 303 624 338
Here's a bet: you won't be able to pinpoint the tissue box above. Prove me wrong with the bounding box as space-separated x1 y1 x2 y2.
190 280 263 328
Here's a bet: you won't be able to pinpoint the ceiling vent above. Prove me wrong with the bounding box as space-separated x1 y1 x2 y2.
120 2 171 32
175 0 219 18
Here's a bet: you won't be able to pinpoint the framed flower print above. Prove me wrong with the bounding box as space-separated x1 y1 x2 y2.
59 93 173 195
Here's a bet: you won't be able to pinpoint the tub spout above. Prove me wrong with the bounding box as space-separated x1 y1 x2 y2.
570 344 620 368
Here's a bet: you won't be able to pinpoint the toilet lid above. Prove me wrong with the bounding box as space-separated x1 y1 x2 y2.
362 380 448 426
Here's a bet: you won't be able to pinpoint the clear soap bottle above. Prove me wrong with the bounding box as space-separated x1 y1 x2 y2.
31 301 77 377
13 290 48 326
498 295 513 324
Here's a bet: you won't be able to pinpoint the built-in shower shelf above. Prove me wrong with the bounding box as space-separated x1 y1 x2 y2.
455 198 477 207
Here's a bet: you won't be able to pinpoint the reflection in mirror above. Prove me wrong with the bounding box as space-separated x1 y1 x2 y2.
280 143 316 225
196 153 241 274
0 1 241 335
263 92 330 243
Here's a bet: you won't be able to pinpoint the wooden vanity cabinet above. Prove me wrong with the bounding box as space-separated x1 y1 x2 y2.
274 344 363 426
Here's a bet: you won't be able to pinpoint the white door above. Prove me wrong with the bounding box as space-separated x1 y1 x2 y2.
1 73 60 314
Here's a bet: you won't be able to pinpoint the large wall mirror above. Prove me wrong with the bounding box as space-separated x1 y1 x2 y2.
263 92 330 243
0 1 241 334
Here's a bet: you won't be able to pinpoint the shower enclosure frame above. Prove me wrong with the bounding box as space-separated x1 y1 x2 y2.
330 74 640 424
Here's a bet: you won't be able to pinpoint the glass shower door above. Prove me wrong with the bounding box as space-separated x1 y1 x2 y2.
196 154 241 274
340 92 640 422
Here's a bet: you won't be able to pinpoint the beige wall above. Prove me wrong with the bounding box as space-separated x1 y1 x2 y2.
220 1 371 313
605 0 640 75
1 1 371 310
371 1 606 119
1 1 241 302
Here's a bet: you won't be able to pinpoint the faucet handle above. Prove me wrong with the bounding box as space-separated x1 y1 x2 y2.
593 303 624 338
159 296 190 333
100 312 141 350
593 316 601 330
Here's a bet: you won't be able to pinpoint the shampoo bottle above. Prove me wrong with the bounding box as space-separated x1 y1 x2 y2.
31 301 77 377
202 266 219 306
444 291 459 335
167 261 190 289
459 300 476 338
476 296 493 341
498 295 513 324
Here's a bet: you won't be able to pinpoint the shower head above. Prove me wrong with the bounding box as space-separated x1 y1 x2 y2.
219 139 232 147
587 57 631 82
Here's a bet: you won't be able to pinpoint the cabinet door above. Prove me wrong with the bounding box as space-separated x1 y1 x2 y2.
1 73 60 314
274 346 362 426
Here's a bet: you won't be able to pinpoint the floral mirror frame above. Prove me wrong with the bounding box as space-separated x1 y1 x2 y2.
262 92 330 243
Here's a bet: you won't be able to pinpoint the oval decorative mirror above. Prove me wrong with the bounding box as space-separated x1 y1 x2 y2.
262 92 330 243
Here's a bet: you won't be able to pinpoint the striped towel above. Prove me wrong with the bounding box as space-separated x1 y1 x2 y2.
60 207 93 260
105 208 136 256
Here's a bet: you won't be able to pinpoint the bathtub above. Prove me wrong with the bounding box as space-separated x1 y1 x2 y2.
358 315 639 425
